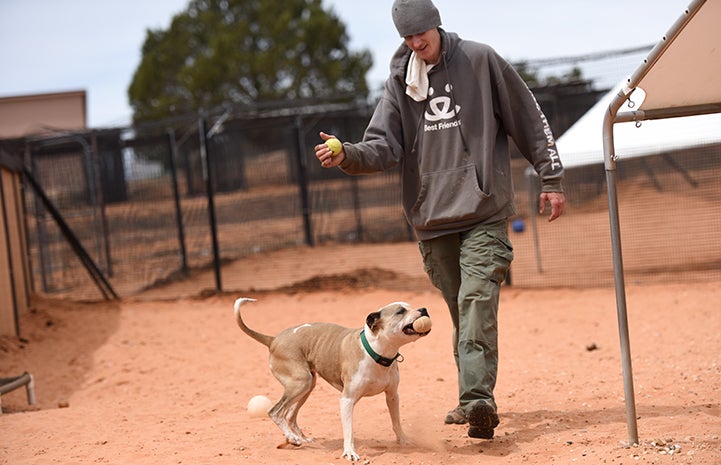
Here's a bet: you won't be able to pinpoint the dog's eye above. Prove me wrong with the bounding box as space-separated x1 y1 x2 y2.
395 308 406 315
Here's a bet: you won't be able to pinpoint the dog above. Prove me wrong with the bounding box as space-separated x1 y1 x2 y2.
233 297 431 461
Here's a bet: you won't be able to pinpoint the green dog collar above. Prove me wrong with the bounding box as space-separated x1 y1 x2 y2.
360 329 402 367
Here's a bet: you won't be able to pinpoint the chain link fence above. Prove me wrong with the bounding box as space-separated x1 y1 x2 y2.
3 100 721 300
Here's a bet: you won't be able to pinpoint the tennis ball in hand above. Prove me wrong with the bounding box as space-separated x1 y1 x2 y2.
325 138 342 156
412 316 432 333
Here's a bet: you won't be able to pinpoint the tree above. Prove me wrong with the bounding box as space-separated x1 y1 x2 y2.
128 0 373 124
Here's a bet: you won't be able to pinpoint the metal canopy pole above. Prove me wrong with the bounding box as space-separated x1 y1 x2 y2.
598 0 711 447
602 87 639 446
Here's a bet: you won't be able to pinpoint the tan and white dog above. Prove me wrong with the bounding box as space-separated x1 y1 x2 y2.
233 297 431 461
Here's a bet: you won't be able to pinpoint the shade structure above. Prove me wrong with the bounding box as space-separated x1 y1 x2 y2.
555 83 721 169
601 0 721 445
630 0 721 113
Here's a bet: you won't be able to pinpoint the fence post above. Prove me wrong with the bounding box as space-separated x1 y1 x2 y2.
198 114 222 292
27 146 50 293
79 136 106 275
90 133 113 277
167 129 189 277
293 116 314 247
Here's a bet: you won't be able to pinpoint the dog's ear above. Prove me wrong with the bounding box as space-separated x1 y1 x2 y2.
366 311 382 333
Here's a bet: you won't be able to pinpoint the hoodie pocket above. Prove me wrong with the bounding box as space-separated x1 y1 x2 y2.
410 164 490 230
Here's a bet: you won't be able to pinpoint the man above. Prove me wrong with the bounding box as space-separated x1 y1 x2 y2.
314 0 565 440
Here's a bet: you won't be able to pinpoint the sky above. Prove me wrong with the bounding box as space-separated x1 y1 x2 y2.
0 0 691 128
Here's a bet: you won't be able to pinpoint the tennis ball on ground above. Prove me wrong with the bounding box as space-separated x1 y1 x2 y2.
412 316 432 333
325 138 342 156
247 395 272 418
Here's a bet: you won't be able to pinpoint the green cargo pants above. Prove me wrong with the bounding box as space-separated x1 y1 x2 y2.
418 220 513 413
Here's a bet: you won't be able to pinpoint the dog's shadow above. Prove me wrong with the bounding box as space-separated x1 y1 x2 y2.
312 436 420 459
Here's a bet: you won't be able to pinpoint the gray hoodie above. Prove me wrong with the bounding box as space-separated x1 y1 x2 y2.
340 29 564 240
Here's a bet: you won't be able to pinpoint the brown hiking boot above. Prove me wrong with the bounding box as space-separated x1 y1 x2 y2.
466 400 499 439
444 405 467 425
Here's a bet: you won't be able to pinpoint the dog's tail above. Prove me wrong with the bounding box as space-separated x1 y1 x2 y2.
233 297 274 348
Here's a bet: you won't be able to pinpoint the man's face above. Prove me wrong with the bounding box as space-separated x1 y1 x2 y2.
403 28 441 64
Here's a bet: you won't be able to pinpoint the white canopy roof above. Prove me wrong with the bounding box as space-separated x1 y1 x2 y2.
632 0 721 112
556 85 721 169
556 0 721 169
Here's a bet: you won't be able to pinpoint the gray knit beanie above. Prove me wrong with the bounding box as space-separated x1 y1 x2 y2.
391 0 442 37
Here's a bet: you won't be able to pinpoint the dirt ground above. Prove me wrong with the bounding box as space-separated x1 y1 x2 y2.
1 243 720 465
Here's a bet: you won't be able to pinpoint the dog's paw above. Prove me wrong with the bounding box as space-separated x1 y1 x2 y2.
397 435 413 446
342 449 360 461
282 436 304 447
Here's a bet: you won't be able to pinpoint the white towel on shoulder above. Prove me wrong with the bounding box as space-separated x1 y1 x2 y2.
405 52 435 102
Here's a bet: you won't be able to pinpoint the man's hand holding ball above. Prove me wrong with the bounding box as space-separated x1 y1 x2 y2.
315 132 345 168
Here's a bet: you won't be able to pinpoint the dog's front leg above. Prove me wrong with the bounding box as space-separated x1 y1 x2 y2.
339 395 360 461
385 387 411 445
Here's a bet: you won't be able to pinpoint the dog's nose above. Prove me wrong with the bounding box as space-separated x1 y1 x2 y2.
419 308 429 317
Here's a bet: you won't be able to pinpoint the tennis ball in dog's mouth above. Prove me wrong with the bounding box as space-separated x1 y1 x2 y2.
247 395 272 418
325 138 342 155
412 316 432 333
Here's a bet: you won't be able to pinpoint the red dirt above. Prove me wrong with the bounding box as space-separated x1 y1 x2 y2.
1 244 720 464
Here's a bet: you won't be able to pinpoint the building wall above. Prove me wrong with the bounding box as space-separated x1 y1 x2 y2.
0 90 87 138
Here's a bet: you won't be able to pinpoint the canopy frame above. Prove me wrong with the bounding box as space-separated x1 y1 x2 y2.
602 0 720 445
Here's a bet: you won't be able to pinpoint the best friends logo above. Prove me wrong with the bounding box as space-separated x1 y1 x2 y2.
424 83 461 131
